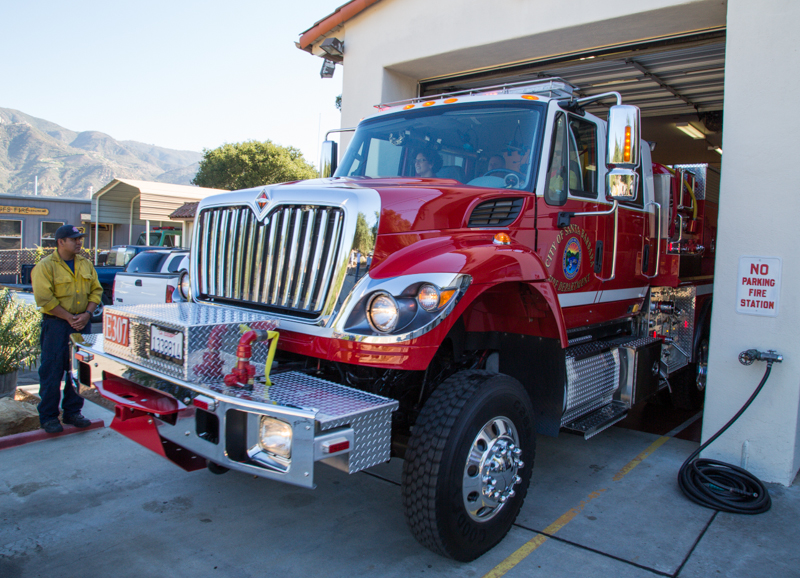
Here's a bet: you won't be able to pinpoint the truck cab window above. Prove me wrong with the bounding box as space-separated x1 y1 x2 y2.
335 102 544 191
567 116 598 198
544 113 568 205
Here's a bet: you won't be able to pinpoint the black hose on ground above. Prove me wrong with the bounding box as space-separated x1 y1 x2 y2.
678 356 778 515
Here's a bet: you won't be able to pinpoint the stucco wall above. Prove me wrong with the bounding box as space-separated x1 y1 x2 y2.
701 0 800 485
333 0 726 127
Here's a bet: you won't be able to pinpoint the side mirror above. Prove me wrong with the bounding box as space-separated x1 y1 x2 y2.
606 104 640 201
606 105 640 168
606 169 639 200
320 140 338 178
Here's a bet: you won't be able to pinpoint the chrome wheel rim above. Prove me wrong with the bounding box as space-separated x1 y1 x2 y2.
462 416 523 522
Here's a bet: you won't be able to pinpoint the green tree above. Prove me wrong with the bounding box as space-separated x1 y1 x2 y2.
192 140 318 191
353 212 374 254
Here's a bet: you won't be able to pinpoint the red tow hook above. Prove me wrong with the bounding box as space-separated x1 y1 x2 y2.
223 329 279 390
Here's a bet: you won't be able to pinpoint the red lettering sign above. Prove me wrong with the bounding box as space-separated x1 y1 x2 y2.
104 312 130 347
737 257 781 317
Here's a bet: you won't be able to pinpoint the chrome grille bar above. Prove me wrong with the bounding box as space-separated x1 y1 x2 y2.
208 210 220 296
281 208 303 307
303 209 328 310
251 221 266 302
293 208 316 309
198 204 346 315
242 211 256 301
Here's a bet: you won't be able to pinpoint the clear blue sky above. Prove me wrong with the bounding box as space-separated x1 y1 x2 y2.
2 0 344 167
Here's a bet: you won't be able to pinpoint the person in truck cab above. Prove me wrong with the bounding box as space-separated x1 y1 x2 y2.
31 225 102 434
414 148 442 178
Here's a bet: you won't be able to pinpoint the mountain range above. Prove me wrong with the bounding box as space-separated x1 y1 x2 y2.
0 107 202 198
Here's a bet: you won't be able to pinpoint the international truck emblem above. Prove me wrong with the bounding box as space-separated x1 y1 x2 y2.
255 189 272 222
256 189 270 211
562 237 581 280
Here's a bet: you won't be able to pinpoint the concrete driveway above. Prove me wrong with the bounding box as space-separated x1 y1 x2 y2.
2 399 799 578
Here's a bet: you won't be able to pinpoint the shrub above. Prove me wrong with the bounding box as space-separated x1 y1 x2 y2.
0 289 41 375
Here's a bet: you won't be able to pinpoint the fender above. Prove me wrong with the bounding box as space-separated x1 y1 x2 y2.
371 233 569 347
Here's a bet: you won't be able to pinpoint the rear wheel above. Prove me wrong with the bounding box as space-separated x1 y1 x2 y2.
402 370 535 561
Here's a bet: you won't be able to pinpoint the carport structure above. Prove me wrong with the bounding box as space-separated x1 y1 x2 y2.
91 179 225 258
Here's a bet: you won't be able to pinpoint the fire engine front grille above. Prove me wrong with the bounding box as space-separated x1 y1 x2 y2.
196 205 345 316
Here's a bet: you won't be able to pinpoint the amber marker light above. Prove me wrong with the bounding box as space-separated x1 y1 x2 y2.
403 104 415 110
623 126 632 162
521 95 539 100
493 232 511 245
422 101 436 107
444 98 458 104
439 289 457 308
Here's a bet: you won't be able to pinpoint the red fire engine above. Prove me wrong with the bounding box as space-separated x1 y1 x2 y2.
74 79 715 561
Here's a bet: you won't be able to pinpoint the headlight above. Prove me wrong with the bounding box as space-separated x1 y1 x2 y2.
178 270 191 300
417 284 440 311
367 292 399 333
258 416 292 459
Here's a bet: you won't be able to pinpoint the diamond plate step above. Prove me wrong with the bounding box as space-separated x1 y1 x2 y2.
562 401 629 439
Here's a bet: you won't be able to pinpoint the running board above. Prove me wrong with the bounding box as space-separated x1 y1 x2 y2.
562 401 629 439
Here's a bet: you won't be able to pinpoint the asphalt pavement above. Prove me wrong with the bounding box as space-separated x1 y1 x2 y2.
2 393 799 578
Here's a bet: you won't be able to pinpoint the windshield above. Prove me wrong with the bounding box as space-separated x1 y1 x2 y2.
335 102 545 190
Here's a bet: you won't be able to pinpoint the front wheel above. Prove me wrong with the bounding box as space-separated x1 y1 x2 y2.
402 370 535 561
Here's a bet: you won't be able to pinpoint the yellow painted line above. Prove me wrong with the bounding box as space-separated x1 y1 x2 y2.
483 435 672 578
482 490 606 578
612 435 670 482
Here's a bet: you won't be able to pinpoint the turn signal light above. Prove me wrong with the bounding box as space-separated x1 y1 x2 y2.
422 101 435 107
521 95 539 100
623 126 632 163
493 232 511 245
403 104 414 110
444 98 458 104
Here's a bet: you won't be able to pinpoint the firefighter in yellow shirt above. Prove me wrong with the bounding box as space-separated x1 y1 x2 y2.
31 225 103 433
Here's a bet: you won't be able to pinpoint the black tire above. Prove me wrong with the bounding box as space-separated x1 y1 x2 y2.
402 370 535 561
670 332 709 411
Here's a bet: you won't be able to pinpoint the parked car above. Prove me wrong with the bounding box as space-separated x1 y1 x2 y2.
112 249 189 307
135 226 184 248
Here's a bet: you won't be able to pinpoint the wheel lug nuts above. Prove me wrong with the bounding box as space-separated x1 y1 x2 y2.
512 475 521 485
482 475 492 483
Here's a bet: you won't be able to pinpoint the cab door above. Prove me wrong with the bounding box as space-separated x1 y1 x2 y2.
537 108 646 329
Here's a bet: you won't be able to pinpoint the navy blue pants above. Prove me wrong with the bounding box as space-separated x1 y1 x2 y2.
37 315 91 425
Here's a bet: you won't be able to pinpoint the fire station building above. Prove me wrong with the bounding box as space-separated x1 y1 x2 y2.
298 0 800 485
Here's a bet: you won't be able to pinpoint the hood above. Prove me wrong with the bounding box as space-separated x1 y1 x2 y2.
323 176 523 234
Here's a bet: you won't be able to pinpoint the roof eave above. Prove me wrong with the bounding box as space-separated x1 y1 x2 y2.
297 0 382 53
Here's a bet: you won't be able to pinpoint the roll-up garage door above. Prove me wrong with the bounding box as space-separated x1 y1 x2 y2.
419 30 726 119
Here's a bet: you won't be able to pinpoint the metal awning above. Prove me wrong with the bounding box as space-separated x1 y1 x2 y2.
91 179 225 225
90 179 226 255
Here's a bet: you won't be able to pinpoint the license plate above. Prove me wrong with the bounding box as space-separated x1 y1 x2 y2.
150 324 184 364
104 312 130 347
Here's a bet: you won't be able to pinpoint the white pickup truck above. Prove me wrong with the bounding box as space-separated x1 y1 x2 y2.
113 249 189 306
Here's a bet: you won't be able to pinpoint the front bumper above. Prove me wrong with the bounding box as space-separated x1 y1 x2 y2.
73 333 398 489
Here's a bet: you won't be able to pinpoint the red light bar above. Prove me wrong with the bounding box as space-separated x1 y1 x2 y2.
192 395 217 412
322 438 350 454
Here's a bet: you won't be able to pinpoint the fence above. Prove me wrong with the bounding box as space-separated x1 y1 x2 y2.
0 248 97 279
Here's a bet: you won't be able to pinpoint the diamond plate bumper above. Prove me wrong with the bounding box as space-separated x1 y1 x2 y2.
73 325 397 489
